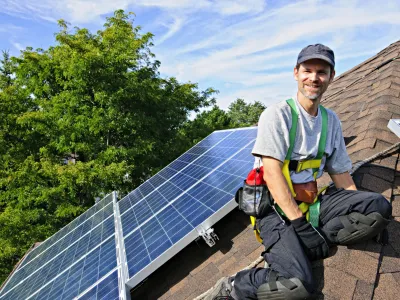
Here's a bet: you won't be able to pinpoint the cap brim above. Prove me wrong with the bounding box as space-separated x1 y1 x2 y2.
297 54 335 68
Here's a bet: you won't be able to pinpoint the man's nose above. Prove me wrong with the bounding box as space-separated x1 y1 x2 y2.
309 72 318 82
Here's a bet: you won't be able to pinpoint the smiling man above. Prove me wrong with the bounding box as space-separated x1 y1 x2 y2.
207 44 392 300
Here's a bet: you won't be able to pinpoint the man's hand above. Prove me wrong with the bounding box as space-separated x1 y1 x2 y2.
262 157 303 220
291 215 330 261
330 171 357 191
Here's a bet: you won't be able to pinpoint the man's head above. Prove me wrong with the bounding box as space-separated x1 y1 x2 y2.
294 44 336 101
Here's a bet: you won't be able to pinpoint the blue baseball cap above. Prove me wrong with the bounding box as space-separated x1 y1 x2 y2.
297 44 335 68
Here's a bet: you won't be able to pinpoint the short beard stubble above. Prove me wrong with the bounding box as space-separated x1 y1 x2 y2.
298 86 321 101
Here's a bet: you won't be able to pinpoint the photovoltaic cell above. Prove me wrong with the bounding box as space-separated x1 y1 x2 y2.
18 194 114 269
1 214 115 297
77 269 119 300
28 237 117 300
22 203 114 277
0 193 118 300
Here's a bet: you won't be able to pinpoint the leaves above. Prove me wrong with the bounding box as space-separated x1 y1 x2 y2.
227 98 266 127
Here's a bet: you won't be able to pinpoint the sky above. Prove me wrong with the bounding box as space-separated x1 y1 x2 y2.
1 0 400 109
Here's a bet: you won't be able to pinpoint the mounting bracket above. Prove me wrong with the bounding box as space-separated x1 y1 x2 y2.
199 227 219 247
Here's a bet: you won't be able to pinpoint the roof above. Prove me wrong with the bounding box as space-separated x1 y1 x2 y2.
131 40 400 299
322 40 400 162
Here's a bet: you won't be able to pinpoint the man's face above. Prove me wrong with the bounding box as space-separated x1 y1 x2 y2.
294 59 335 101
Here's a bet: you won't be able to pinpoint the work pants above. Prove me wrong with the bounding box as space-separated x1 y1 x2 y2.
233 189 392 299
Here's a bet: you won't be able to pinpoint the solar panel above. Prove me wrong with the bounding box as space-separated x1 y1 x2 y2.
17 194 114 270
0 193 124 300
119 127 257 289
0 127 258 299
77 269 119 300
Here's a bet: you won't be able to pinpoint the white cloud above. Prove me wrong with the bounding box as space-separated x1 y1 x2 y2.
11 41 24 51
156 0 400 108
0 24 24 33
0 0 265 23
214 0 265 16
217 79 297 109
156 16 186 45
2 0 400 109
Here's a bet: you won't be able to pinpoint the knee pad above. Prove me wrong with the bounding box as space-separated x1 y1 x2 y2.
257 277 311 300
337 212 390 245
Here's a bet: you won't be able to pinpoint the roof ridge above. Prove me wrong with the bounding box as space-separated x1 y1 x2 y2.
322 56 400 104
331 40 400 84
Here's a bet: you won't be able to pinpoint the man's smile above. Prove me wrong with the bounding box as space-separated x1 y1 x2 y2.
305 84 320 91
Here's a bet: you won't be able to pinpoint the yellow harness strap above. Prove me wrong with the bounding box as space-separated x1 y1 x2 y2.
250 185 327 243
250 216 263 243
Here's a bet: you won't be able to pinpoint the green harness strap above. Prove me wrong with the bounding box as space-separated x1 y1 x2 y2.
314 105 328 178
283 98 328 227
285 99 298 161
308 105 327 227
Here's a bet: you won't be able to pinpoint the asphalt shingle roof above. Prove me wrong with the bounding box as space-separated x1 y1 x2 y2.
322 40 400 162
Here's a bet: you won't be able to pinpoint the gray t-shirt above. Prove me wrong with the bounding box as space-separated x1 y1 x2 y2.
252 96 352 183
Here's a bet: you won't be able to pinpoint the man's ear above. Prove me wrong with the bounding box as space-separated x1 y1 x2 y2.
329 69 336 83
294 67 299 81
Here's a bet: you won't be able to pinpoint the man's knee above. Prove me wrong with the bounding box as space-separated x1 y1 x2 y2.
337 211 390 245
371 193 392 219
257 274 312 300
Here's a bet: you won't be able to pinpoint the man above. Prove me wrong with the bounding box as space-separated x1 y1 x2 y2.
209 44 392 300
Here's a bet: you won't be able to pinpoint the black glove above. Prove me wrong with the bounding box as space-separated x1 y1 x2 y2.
291 215 330 261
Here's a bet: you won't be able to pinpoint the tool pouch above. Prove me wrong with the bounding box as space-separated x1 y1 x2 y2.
293 181 318 204
235 167 273 218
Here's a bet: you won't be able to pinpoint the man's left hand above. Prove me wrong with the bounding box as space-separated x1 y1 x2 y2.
291 215 330 261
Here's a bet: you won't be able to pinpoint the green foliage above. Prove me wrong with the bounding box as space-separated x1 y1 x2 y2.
0 10 216 284
227 98 266 127
177 106 233 150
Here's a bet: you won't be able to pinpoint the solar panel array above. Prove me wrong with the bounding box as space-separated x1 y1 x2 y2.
118 128 257 289
0 127 258 299
0 194 121 300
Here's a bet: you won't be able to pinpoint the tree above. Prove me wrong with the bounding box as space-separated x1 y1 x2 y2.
0 10 216 283
227 98 266 127
178 106 233 146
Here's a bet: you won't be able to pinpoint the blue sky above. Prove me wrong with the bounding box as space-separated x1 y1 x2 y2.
1 0 400 109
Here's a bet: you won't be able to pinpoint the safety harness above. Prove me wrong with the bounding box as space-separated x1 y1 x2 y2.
251 98 329 243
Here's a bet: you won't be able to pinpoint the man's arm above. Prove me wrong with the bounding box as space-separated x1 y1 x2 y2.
262 156 303 220
330 171 357 191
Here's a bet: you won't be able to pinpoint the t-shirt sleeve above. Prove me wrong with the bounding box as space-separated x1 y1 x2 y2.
251 106 290 162
324 121 352 175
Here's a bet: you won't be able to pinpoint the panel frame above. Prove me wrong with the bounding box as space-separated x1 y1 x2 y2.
112 191 130 300
124 127 257 289
0 194 119 300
